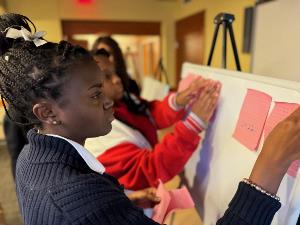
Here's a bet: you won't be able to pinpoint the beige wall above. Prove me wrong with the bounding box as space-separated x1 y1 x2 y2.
4 0 255 86
5 0 62 42
251 0 300 82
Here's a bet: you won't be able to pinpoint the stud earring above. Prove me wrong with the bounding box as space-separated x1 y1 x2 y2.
52 121 60 125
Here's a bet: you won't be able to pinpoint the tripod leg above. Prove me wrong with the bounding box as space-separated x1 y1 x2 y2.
228 23 242 71
207 23 220 66
222 21 227 69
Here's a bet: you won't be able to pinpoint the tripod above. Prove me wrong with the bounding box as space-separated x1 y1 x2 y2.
207 13 241 71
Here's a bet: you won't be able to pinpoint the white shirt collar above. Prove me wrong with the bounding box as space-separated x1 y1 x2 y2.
46 134 105 174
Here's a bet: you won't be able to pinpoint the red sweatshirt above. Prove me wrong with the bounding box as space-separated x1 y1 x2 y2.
93 93 205 190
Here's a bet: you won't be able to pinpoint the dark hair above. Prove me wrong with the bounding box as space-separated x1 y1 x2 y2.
91 38 148 115
0 13 35 33
91 36 141 95
0 13 92 126
92 48 110 58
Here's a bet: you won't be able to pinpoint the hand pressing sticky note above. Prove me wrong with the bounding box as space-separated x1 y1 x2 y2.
152 180 195 224
264 102 299 138
233 89 272 151
178 73 200 92
263 102 300 177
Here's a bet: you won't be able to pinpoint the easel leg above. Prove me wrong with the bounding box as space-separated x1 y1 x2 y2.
222 21 227 68
228 23 241 71
207 24 220 66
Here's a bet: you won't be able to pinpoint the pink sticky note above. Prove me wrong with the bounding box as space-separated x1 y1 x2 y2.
263 102 300 177
152 181 195 224
166 186 195 216
288 160 300 177
233 89 272 151
178 73 199 92
152 181 171 223
264 102 299 138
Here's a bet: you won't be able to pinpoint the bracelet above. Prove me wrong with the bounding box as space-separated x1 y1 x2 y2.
242 178 280 202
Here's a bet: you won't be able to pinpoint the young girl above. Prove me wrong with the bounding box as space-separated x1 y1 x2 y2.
1 13 300 225
85 48 221 190
0 13 159 225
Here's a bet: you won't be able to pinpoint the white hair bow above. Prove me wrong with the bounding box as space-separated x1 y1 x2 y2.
4 26 47 47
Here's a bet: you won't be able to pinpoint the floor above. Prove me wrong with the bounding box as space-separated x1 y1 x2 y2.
0 144 22 225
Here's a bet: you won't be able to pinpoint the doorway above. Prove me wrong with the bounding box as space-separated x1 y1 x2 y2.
176 11 205 85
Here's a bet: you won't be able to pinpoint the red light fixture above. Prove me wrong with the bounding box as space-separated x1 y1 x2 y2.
77 0 94 4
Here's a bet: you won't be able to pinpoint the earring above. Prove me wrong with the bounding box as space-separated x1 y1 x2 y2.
52 121 60 125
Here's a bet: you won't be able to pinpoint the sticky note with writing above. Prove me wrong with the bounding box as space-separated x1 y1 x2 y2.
233 89 272 151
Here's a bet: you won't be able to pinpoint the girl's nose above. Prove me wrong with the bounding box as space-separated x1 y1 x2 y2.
103 96 114 110
111 74 121 85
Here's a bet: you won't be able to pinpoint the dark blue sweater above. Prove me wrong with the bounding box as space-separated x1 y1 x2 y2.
16 130 158 225
15 130 281 225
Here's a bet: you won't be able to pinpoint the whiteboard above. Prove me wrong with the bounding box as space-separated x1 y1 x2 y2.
251 0 300 82
181 63 300 225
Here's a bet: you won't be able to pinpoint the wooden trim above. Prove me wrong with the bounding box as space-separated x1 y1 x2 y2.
62 20 161 36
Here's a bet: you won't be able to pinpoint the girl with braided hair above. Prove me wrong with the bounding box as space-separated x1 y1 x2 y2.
0 13 160 225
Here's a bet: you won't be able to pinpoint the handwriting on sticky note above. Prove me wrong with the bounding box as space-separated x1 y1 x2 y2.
178 73 199 92
233 89 272 151
264 102 299 138
263 102 300 177
152 181 195 224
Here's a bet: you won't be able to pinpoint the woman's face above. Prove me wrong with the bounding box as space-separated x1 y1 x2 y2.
50 59 115 142
97 43 115 64
94 56 124 102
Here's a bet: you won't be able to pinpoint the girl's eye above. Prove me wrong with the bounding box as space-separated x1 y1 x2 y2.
91 92 102 99
105 73 112 80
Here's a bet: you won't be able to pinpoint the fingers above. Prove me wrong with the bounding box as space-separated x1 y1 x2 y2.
145 188 160 203
287 106 300 120
182 77 206 94
191 81 221 122
197 81 220 106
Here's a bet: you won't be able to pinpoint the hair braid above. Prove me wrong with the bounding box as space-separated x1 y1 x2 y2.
0 24 92 126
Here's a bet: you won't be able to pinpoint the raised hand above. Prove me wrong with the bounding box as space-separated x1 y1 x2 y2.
175 77 209 107
190 81 221 123
250 107 300 194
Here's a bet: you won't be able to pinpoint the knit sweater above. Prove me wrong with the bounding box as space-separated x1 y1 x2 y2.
15 130 281 225
217 182 281 225
15 130 159 225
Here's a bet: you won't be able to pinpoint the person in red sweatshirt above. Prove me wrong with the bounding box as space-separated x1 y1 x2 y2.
85 48 221 190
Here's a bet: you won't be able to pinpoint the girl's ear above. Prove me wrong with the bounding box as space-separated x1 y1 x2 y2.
32 101 60 125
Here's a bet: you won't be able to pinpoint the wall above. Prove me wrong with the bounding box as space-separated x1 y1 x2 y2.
5 0 62 42
251 0 300 82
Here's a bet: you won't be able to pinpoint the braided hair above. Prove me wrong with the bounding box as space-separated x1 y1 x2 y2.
0 13 92 126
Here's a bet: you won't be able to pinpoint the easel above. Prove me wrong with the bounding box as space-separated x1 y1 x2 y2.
207 13 242 71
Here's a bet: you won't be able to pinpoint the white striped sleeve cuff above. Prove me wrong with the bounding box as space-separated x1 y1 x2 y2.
168 93 184 111
183 112 207 133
